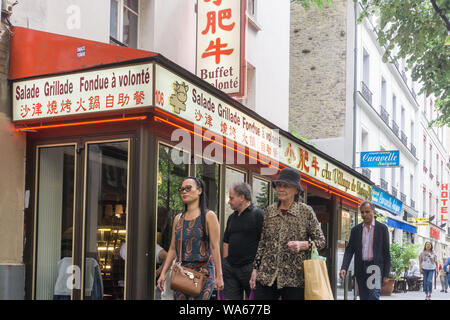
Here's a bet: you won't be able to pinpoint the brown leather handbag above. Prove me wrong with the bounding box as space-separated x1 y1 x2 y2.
170 215 209 297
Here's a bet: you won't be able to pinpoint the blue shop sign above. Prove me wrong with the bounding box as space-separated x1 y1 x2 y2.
361 150 399 167
371 186 402 215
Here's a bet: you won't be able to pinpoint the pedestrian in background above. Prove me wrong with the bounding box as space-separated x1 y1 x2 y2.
439 257 448 293
222 183 264 300
339 201 390 300
406 259 421 291
249 168 325 300
442 256 450 292
419 241 438 300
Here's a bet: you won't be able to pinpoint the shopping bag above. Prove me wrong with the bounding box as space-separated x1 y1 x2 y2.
304 242 334 300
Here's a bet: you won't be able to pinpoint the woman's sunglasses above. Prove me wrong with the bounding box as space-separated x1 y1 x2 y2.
179 185 194 193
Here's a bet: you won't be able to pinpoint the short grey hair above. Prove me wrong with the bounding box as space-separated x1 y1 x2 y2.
360 200 375 210
230 183 252 202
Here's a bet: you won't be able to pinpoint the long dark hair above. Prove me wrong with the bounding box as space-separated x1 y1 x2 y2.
182 177 208 241
423 241 433 252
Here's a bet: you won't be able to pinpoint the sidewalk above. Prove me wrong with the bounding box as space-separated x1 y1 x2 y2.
382 282 450 300
337 281 450 300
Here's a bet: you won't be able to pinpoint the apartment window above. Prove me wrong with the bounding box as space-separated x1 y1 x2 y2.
437 154 440 181
410 121 415 146
400 166 404 194
361 128 369 152
363 50 370 85
247 0 257 18
380 147 386 181
423 135 427 168
429 193 432 220
110 0 139 48
401 106 405 131
436 198 440 221
430 144 433 174
410 174 414 201
423 189 427 215
392 95 397 122
381 77 387 108
391 168 396 189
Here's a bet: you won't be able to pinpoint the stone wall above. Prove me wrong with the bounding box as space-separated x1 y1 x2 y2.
0 20 26 299
289 0 348 139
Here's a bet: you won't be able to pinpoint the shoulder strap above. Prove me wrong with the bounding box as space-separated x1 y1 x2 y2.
177 214 185 263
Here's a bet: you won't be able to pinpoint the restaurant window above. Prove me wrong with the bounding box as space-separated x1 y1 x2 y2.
247 0 257 18
252 176 270 210
110 0 139 48
224 167 246 228
156 144 190 299
337 207 357 299
195 156 220 215
34 146 75 300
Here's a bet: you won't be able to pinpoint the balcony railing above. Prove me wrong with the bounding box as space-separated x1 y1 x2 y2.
380 105 389 126
362 168 371 180
380 178 388 191
400 192 406 203
361 81 373 105
392 120 399 137
400 130 408 147
410 143 416 157
391 186 398 198
410 199 415 209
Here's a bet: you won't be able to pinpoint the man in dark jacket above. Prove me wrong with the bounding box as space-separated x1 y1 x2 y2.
339 201 390 300
222 182 264 300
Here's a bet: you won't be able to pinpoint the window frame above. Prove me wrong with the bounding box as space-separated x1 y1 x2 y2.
110 0 140 48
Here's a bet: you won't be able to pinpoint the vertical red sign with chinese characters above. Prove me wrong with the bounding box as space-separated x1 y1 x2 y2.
196 0 245 96
441 183 448 222
430 226 440 240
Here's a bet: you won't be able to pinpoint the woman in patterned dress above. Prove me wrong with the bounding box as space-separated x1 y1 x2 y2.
157 177 224 300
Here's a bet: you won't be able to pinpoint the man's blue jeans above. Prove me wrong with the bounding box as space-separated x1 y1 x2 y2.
423 269 435 294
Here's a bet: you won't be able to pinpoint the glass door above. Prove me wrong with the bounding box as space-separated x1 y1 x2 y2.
33 145 76 300
32 139 131 300
83 140 130 300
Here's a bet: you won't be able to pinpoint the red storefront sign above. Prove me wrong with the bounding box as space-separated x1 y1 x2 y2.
430 226 440 240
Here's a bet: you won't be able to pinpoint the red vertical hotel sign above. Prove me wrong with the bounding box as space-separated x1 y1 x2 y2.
441 183 448 222
196 0 246 96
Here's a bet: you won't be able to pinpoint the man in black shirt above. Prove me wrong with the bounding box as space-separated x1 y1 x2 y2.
222 183 264 300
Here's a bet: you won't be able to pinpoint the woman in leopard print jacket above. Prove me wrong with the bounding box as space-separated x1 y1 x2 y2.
249 168 325 300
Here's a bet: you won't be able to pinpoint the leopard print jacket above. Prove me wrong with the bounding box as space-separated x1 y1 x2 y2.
253 201 326 289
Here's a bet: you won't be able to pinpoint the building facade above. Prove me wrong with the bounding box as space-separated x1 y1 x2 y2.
2 0 376 301
290 0 450 297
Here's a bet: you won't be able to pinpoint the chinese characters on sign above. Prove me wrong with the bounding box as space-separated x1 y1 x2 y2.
197 0 244 95
280 136 372 200
441 183 448 222
156 65 280 162
13 63 153 122
155 65 372 201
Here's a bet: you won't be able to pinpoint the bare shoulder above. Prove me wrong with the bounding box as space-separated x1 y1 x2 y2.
206 210 218 220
